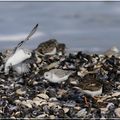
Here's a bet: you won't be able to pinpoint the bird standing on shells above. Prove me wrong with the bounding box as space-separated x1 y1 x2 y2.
78 79 103 97
44 69 75 83
4 48 32 74
56 43 66 56
76 78 103 106
4 24 38 74
104 46 119 57
35 39 66 56
36 39 58 56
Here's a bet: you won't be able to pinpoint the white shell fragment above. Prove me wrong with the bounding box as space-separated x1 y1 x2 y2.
115 108 120 118
37 93 49 100
16 88 26 95
63 107 69 113
112 92 120 97
21 100 33 108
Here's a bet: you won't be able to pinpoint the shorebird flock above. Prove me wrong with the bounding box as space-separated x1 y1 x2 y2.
0 24 120 118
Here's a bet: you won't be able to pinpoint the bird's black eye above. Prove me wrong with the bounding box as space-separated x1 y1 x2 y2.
28 53 31 55
46 74 48 77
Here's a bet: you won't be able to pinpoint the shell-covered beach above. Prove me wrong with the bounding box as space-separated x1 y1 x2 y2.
0 37 120 119
1 2 120 119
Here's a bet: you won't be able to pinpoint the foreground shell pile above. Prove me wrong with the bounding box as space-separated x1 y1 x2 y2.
0 39 120 119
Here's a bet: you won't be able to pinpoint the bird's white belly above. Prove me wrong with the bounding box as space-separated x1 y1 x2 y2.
8 55 25 66
49 74 69 83
83 87 102 97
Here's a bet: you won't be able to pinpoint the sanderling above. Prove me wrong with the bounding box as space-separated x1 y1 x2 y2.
4 24 39 74
44 69 74 83
4 48 32 74
104 46 119 57
79 79 103 97
36 39 58 56
57 43 66 56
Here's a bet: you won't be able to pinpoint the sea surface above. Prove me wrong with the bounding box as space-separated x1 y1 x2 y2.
0 2 120 52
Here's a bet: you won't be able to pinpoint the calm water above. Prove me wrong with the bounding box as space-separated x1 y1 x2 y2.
0 2 120 52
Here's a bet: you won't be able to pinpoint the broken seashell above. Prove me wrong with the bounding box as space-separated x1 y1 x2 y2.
115 108 120 117
63 107 69 113
21 100 33 108
112 92 120 97
49 115 56 119
37 93 49 100
16 88 26 95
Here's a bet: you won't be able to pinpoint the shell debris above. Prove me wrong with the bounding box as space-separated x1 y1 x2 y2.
0 39 120 118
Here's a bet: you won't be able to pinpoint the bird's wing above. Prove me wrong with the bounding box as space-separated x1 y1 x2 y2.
13 24 38 53
53 69 74 78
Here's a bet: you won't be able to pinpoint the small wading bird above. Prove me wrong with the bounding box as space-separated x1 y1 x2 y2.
44 68 75 83
35 39 58 56
78 79 103 106
35 39 66 56
4 24 38 74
